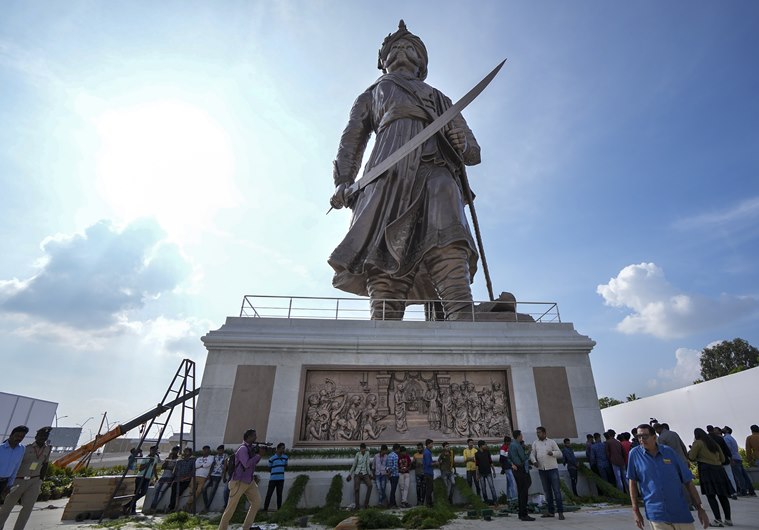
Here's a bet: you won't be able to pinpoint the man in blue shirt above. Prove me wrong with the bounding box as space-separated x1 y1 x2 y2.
560 438 578 497
125 445 160 514
722 426 755 496
590 432 614 485
0 426 27 503
627 424 709 529
422 439 434 507
264 443 288 511
509 430 534 522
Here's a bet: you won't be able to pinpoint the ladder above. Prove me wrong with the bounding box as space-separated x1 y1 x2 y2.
99 359 198 521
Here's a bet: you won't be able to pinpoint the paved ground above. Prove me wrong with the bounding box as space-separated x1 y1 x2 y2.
3 494 758 529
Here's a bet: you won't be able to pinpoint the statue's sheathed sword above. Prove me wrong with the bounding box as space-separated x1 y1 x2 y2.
327 58 507 213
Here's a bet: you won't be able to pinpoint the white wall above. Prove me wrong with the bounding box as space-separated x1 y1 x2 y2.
601 366 759 448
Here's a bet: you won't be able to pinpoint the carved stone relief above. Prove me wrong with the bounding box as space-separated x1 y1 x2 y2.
298 369 513 444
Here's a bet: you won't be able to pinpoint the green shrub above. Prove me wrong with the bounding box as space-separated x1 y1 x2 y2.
559 478 608 505
357 508 402 529
689 461 700 484
577 465 629 504
37 481 51 502
312 474 349 526
267 474 309 524
401 507 447 529
453 475 487 509
157 511 216 529
401 479 455 529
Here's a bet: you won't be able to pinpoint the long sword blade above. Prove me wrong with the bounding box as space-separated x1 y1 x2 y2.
345 59 506 200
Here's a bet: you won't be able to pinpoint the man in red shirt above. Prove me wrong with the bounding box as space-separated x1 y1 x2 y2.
618 433 632 465
397 446 413 508
605 431 626 492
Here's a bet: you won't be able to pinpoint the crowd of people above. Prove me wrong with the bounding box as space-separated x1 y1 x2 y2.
117 428 286 530
604 421 758 529
2 421 758 529
344 427 568 522
0 424 287 530
342 421 759 527
131 429 289 530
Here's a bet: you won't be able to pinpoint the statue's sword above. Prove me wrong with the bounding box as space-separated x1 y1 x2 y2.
327 59 507 214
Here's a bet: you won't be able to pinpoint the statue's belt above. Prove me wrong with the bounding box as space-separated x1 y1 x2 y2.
377 105 432 133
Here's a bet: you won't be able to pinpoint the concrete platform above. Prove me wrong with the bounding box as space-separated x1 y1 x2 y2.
197 317 603 450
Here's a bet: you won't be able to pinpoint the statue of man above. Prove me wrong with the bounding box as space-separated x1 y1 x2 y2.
328 20 481 320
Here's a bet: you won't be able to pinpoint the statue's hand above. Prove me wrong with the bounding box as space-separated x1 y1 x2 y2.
330 183 348 210
446 127 469 154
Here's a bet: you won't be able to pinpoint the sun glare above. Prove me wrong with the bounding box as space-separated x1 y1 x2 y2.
94 100 238 238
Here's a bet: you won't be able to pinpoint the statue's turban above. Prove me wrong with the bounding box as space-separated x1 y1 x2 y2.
378 20 429 81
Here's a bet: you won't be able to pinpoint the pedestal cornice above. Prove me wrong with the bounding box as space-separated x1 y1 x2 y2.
201 317 596 354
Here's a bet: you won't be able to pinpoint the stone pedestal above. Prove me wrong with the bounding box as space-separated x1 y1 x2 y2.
195 317 603 447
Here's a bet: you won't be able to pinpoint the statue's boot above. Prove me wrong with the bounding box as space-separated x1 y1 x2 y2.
425 245 474 320
366 271 414 320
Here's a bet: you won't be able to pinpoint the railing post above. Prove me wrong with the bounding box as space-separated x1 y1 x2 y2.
335 299 340 320
287 297 293 319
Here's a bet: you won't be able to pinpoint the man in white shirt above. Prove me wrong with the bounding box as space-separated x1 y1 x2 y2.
530 426 565 520
190 445 213 510
202 444 226 512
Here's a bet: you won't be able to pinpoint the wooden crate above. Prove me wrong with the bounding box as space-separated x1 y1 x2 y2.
61 475 137 521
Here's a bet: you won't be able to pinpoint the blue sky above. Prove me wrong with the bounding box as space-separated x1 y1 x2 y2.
1 1 758 439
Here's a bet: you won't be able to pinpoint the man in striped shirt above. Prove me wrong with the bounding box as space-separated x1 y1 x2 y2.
385 443 400 507
264 443 288 511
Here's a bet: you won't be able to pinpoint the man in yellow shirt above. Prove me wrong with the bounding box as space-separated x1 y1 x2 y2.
462 438 481 498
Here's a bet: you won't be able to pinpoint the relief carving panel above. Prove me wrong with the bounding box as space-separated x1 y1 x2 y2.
298 368 513 444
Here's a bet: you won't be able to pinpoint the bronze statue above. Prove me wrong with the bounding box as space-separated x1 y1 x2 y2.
328 20 482 320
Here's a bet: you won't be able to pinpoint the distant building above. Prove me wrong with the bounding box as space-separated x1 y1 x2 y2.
0 391 57 445
48 427 83 451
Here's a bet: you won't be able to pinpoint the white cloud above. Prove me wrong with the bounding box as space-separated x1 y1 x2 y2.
3 312 210 364
673 196 759 231
649 347 702 390
133 316 211 361
597 262 758 339
0 218 192 328
5 313 122 350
